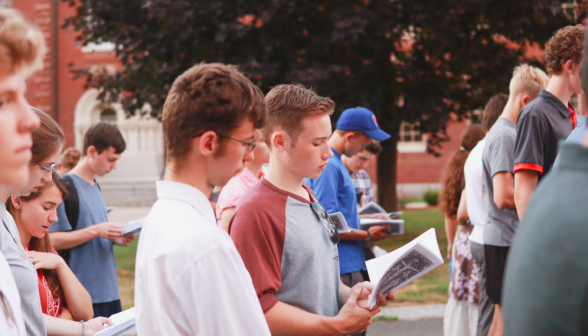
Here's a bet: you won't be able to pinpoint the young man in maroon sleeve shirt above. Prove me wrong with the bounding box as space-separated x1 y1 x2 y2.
230 84 394 335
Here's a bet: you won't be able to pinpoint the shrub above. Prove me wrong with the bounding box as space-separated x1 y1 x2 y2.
423 190 439 206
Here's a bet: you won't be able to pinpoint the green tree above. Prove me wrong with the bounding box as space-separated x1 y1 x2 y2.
64 0 573 210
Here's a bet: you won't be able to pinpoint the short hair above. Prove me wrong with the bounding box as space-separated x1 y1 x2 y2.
59 147 81 170
0 8 47 77
482 93 508 131
263 84 335 146
509 64 550 99
83 122 126 156
31 108 65 165
545 24 585 76
162 63 267 163
365 141 382 155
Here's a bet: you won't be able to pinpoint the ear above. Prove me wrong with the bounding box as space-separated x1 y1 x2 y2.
195 130 219 157
344 131 355 142
11 196 22 210
87 145 97 158
564 59 575 75
271 131 286 153
520 94 531 107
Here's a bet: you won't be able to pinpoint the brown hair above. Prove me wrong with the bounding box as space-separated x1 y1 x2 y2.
439 124 486 217
545 24 585 76
263 84 335 146
6 171 67 299
365 141 382 155
482 93 508 131
162 63 267 163
0 8 46 78
31 108 66 166
59 147 81 170
83 122 126 156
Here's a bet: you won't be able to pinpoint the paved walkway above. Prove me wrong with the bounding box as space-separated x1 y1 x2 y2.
377 304 446 320
368 318 443 336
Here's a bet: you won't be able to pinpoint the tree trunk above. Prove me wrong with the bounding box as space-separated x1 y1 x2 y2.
377 135 398 212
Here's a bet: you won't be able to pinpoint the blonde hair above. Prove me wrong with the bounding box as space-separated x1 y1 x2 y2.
0 8 47 77
509 64 550 99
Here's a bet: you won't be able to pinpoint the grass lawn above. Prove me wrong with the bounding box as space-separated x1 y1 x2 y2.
114 208 449 309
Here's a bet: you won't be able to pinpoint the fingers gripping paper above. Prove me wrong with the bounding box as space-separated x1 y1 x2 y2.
366 228 444 309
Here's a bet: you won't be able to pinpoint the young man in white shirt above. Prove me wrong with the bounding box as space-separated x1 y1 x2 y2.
135 63 272 335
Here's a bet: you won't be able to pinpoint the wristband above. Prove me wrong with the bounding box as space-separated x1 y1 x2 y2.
80 320 85 336
365 229 372 243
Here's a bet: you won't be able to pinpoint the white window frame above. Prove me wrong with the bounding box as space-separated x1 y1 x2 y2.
397 121 427 153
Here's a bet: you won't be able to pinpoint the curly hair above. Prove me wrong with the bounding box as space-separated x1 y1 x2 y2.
439 124 486 217
545 24 585 76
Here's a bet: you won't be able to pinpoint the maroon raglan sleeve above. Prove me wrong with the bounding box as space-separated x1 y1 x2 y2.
229 182 287 313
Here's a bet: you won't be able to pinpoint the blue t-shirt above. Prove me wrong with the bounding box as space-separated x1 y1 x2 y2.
306 148 366 274
50 174 119 304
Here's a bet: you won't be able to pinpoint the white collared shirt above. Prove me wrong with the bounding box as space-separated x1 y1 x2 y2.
135 181 271 336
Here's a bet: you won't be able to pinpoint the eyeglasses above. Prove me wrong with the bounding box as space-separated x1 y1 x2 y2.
193 132 257 153
311 201 340 245
38 163 56 179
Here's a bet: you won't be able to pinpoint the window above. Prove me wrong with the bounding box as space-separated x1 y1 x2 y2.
100 108 117 124
398 121 426 153
0 0 11 8
562 1 580 21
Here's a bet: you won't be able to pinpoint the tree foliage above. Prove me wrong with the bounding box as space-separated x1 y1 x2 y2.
64 0 574 209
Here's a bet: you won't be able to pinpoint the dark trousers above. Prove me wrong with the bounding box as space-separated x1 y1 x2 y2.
340 271 367 336
470 241 494 336
93 299 122 318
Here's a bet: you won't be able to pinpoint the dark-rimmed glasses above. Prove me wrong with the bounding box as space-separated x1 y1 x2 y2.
311 201 340 245
193 132 257 153
38 162 56 179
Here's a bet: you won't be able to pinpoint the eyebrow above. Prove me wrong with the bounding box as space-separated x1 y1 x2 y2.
43 201 57 206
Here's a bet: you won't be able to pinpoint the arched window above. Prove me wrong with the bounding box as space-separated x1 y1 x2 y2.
100 108 117 124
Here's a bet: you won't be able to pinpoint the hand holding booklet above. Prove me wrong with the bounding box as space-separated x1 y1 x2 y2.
96 307 135 336
365 228 444 309
123 218 144 236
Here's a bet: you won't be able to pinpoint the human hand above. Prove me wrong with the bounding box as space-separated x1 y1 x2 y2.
356 281 395 309
368 225 392 241
27 251 65 270
334 284 380 334
84 317 113 336
370 213 391 220
95 222 124 240
113 233 135 246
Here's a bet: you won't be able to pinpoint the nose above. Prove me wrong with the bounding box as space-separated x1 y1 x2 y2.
18 101 40 133
42 170 53 183
112 161 118 170
243 148 254 162
49 210 58 223
324 146 334 159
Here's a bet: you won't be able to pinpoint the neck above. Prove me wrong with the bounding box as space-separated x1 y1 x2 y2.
244 161 263 180
13 214 32 249
164 160 212 198
265 156 307 198
501 99 523 126
341 156 353 175
546 75 573 108
328 133 345 156
69 158 96 185
0 191 9 204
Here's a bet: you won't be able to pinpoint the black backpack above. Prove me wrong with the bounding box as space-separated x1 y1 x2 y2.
58 175 100 265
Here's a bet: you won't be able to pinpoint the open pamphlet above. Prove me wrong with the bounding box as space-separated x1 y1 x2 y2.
365 228 444 309
96 307 135 336
328 212 351 233
358 201 387 215
387 211 403 219
123 218 144 236
360 218 404 235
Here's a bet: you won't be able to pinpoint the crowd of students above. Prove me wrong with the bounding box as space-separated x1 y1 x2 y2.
3 6 588 336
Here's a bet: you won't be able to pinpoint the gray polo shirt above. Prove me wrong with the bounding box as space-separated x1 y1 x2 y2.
482 118 519 246
514 89 575 180
503 143 588 335
0 206 46 336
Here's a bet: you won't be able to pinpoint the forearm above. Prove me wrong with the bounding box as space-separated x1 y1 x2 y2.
338 229 368 241
44 315 84 336
56 264 94 321
456 191 468 224
58 307 73 321
339 282 352 305
265 301 341 336
50 227 98 250
445 215 456 246
514 171 538 220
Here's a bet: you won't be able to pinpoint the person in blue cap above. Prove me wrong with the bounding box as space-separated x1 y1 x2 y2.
306 106 392 336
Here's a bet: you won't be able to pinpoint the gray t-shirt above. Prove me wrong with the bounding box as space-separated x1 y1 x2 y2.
50 174 120 303
482 118 520 246
0 206 46 336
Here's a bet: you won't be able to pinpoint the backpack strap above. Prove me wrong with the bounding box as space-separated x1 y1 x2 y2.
59 175 80 265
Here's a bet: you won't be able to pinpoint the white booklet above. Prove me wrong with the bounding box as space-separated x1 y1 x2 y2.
123 218 144 236
360 218 404 235
96 307 136 336
328 212 351 233
387 211 403 219
365 228 444 309
358 201 387 215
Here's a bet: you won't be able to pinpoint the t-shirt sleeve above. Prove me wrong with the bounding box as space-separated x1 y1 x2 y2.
514 113 544 174
307 163 340 213
229 196 285 313
49 203 72 232
489 135 516 177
